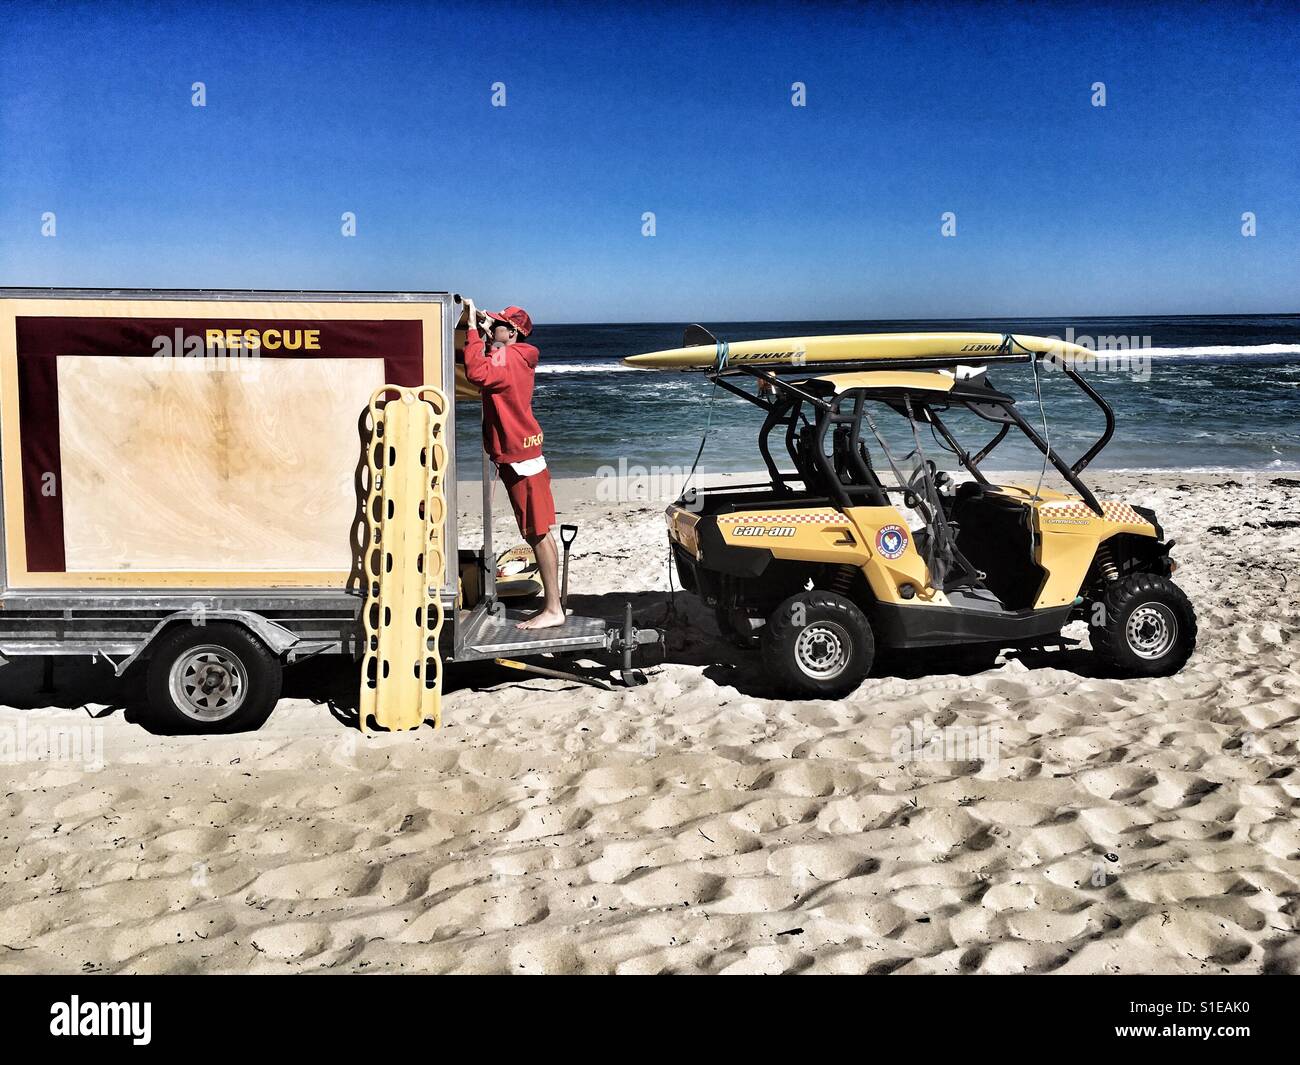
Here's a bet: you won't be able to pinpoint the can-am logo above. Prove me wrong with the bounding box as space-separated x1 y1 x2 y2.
733 525 796 537
876 524 908 559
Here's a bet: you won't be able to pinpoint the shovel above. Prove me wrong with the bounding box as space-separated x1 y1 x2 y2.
559 524 578 611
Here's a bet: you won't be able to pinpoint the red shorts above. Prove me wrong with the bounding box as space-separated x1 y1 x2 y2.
498 464 556 539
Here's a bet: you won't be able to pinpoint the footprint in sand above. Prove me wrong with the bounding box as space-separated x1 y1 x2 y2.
245 855 382 901
1130 910 1254 968
765 841 874 881
1078 765 1158 801
619 866 724 908
250 921 332 962
966 939 1071 974
399 882 551 944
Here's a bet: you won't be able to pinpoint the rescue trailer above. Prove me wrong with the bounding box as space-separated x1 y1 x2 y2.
0 288 654 732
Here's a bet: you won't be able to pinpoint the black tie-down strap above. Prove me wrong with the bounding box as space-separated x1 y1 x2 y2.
901 396 986 593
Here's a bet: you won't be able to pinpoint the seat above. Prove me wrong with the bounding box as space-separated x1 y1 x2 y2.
795 424 823 489
951 491 1044 609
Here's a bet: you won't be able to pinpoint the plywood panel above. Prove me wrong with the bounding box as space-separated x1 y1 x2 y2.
0 296 448 588
57 355 383 572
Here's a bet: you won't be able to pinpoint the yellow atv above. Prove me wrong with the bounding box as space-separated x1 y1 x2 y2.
650 330 1196 697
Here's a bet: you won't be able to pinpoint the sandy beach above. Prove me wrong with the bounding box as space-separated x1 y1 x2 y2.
1 468 1297 974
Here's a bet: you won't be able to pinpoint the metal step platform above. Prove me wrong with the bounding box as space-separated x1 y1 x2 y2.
454 603 611 660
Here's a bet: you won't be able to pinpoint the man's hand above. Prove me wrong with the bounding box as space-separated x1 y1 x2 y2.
462 297 491 335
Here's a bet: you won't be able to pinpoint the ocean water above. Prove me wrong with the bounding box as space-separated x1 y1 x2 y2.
457 315 1300 479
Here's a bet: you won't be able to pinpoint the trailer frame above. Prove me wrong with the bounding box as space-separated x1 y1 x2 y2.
0 288 649 709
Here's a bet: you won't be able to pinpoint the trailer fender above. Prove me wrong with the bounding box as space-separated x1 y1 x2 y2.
111 611 300 677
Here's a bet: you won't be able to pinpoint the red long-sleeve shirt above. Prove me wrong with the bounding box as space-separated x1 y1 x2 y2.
462 328 545 463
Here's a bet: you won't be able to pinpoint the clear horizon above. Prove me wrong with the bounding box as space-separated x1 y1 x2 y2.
0 287 1294 327
2 0 1297 322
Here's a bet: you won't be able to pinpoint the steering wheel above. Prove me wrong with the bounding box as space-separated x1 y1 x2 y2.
904 462 956 499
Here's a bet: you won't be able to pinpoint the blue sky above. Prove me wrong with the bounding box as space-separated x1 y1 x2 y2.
1 0 1296 322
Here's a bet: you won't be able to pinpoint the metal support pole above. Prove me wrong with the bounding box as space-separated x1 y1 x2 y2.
621 603 634 682
482 441 502 617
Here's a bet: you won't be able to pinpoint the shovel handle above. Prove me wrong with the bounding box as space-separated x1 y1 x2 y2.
559 525 577 610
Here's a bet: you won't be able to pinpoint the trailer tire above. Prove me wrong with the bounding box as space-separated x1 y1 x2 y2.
762 591 874 698
145 622 282 733
1089 573 1196 677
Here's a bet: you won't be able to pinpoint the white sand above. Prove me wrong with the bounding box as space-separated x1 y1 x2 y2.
1 469 1297 973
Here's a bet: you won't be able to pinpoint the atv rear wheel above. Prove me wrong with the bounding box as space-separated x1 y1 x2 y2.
761 591 874 697
1089 573 1196 677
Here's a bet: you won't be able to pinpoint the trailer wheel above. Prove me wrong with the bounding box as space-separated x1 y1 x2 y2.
1089 573 1197 677
145 623 282 733
761 591 874 697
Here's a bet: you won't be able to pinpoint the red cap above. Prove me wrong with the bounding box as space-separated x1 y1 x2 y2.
489 306 533 337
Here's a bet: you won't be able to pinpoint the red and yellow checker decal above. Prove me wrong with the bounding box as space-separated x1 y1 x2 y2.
716 510 840 525
1039 500 1151 525
1032 497 1158 607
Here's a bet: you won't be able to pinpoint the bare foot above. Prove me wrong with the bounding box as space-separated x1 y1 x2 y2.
517 607 566 631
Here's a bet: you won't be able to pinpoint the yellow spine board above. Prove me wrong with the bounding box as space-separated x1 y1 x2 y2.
359 385 450 731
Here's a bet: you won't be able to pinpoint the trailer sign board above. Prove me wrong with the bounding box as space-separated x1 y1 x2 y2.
0 290 451 591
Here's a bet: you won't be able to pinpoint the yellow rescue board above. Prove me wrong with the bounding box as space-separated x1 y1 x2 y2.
359 385 450 732
624 332 1094 369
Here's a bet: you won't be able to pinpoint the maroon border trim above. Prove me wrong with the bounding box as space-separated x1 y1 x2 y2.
13 316 425 573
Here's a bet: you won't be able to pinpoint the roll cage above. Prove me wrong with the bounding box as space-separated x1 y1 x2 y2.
706 354 1114 517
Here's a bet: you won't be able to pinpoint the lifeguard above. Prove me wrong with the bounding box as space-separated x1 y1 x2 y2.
462 299 564 630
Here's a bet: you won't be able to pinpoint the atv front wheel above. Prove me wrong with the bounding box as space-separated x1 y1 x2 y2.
761 591 874 697
1089 573 1196 677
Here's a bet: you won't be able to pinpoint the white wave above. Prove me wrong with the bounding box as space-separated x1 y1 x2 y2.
1096 463 1300 474
536 361 644 374
1141 343 1300 358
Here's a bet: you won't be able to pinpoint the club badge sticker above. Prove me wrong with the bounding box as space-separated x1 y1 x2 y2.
876 524 908 560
